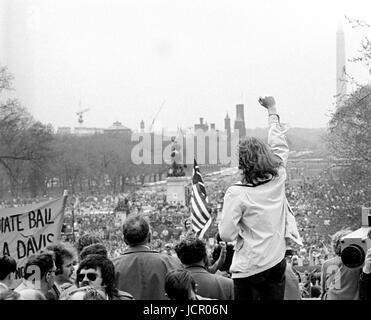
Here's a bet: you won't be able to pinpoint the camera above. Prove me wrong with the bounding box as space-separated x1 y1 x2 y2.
340 207 371 268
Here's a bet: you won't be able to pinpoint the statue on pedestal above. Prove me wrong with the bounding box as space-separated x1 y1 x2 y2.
167 136 186 177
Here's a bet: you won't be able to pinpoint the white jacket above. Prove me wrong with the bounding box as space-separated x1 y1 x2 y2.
219 115 302 279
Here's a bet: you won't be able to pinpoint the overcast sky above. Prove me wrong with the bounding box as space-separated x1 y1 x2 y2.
0 0 370 131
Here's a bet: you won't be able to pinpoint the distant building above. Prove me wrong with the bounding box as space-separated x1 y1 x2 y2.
234 104 246 139
56 127 72 135
103 121 132 141
224 113 231 136
104 121 132 134
74 127 105 136
194 117 209 132
56 121 132 137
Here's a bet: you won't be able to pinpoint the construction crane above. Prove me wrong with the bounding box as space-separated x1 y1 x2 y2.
76 100 90 126
76 108 90 125
149 99 166 132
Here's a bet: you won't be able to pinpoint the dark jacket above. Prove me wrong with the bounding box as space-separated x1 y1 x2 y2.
185 265 234 300
45 283 60 300
113 245 182 300
359 272 371 300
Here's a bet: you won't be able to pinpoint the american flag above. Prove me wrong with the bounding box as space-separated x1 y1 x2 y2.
190 159 212 239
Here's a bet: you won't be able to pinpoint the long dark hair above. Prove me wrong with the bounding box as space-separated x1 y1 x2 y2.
76 254 116 299
238 136 282 185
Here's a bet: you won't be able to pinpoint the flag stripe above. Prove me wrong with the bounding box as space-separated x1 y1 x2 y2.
190 159 212 239
192 184 210 221
191 197 207 225
199 217 213 239
191 215 204 231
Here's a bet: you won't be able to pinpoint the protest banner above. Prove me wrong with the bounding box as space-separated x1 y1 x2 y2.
0 191 67 288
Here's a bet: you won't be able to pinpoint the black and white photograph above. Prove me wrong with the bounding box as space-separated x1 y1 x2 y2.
0 0 371 314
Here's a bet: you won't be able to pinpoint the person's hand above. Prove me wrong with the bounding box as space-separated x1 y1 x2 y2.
220 241 227 253
363 248 371 274
258 96 276 110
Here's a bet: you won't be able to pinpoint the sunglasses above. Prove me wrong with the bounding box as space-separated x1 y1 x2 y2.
77 272 98 282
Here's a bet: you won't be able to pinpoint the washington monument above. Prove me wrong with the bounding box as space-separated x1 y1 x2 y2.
336 22 347 107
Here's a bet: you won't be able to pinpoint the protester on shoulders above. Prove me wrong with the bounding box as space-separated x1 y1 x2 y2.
219 96 302 300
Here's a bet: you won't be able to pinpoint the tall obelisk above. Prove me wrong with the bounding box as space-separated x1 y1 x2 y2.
336 23 347 107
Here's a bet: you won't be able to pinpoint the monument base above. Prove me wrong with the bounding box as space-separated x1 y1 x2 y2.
166 176 189 205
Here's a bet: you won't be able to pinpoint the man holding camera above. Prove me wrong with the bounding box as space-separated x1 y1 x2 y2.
320 229 362 300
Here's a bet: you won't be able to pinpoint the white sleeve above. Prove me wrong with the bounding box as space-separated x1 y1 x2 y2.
218 187 242 243
268 114 289 167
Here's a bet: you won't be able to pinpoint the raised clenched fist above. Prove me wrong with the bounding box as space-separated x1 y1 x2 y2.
258 96 276 109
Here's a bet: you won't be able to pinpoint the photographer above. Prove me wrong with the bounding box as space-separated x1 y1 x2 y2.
359 248 371 300
320 229 362 300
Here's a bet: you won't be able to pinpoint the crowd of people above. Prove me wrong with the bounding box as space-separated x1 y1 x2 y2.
1 214 371 301
1 157 369 300
1 96 370 301
55 166 368 274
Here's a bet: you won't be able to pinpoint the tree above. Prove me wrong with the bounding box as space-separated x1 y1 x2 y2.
0 67 54 196
327 17 371 166
327 85 371 165
325 17 371 214
346 16 371 75
53 135 87 194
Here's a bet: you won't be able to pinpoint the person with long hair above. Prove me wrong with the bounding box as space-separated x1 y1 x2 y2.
219 96 301 300
75 254 134 300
